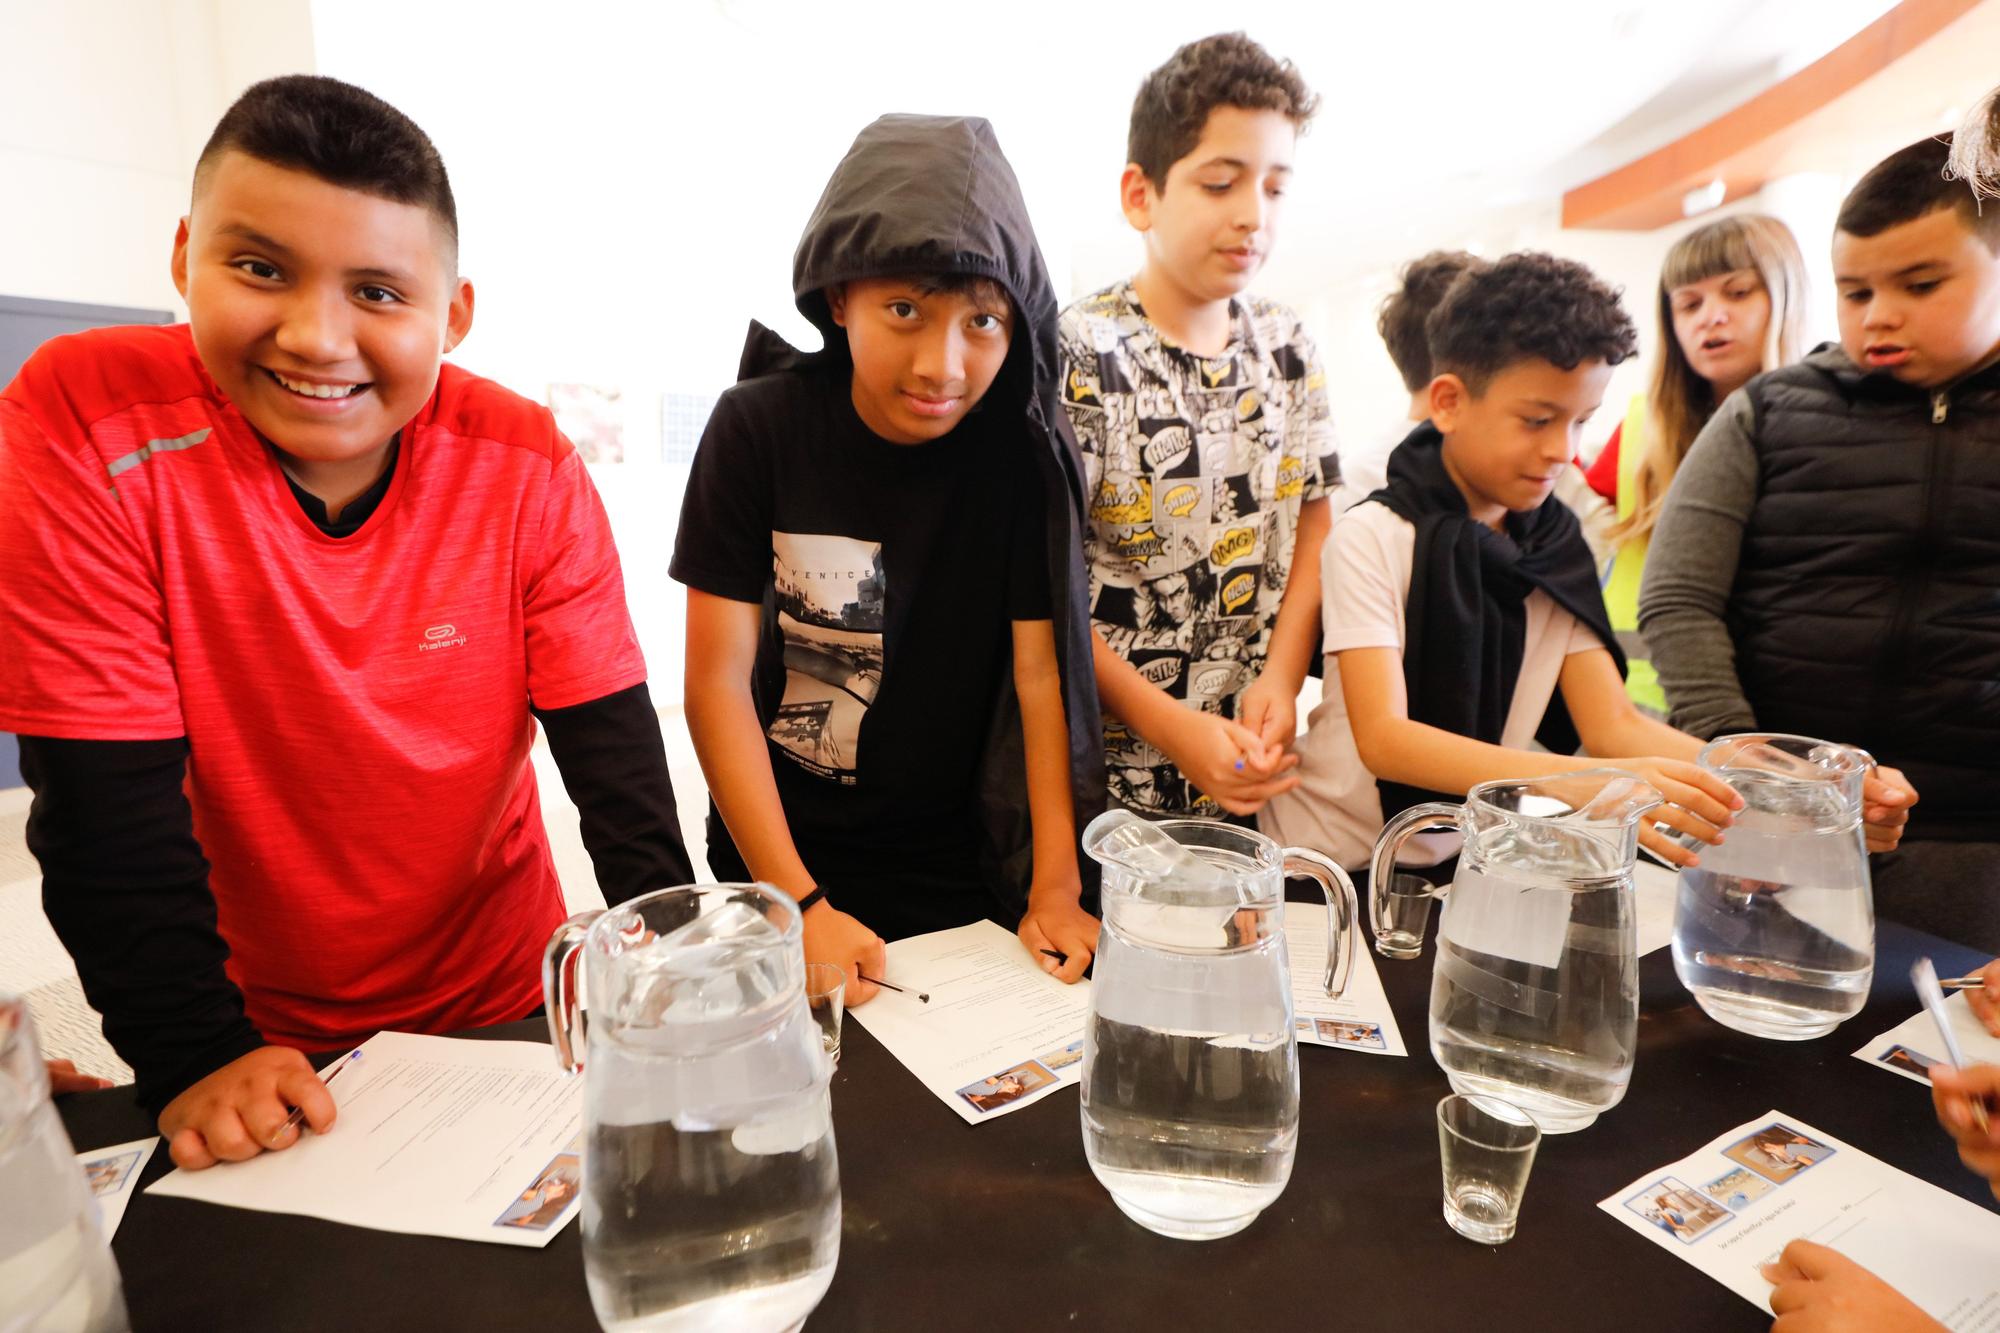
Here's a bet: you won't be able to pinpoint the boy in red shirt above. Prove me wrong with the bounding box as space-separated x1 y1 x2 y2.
0 77 691 1169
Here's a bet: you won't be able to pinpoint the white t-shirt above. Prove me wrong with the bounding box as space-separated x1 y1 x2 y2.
1330 415 1422 507
1258 500 1603 870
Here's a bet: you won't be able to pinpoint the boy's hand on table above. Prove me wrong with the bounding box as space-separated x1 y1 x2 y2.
1861 766 1916 853
801 900 885 1007
1611 757 1741 868
1161 710 1298 816
1235 674 1299 755
1963 960 2000 1037
46 1058 113 1096
1762 1240 1942 1331
158 1045 335 1170
1930 1064 2000 1198
1019 884 1100 984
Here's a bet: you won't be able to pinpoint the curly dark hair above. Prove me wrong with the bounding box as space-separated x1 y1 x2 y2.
1427 252 1637 392
1379 251 1479 392
1127 33 1317 187
1839 134 2000 252
195 76 457 259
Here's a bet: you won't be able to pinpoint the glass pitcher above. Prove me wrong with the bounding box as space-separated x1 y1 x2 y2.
1371 770 1660 1134
0 998 129 1333
1671 733 1874 1040
544 884 839 1332
1079 814 1358 1241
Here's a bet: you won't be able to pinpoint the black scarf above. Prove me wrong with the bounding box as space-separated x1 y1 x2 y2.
1364 423 1622 821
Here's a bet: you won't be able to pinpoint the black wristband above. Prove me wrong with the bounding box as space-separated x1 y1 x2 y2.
797 887 828 915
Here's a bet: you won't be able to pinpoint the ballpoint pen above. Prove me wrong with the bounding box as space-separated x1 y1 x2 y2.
268 1048 362 1147
856 973 929 1003
1913 958 1989 1133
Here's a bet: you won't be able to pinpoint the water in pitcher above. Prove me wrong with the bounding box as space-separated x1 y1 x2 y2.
1081 846 1298 1241
1673 809 1872 1040
1428 833 1638 1134
577 907 839 1332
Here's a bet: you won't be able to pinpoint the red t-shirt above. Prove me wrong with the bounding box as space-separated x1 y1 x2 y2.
0 324 645 1049
1582 422 1623 502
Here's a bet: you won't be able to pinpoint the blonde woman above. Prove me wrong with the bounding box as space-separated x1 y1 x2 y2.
1581 214 1808 714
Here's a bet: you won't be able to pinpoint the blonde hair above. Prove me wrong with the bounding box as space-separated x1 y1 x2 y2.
1609 214 1809 546
1946 85 2000 205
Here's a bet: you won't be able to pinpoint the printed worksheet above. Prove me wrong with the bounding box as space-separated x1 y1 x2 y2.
1634 860 1678 957
1853 991 2000 1087
76 1137 156 1238
1600 1110 2000 1328
1284 900 1408 1057
848 920 1091 1125
147 1032 584 1246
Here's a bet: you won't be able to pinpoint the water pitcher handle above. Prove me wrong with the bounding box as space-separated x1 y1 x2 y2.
542 911 600 1073
1283 847 1360 1000
1368 802 1462 958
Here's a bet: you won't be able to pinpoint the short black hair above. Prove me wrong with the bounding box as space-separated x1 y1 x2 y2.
1837 134 2000 252
1127 33 1317 188
1427 252 1637 393
1379 251 1479 391
194 75 458 258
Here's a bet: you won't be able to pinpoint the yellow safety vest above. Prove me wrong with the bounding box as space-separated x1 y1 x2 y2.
1602 396 1667 716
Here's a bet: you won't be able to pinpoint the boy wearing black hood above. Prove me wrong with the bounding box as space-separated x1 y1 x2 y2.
672 116 1103 1004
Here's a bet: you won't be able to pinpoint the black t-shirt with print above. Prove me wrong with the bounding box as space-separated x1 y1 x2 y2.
671 363 1050 883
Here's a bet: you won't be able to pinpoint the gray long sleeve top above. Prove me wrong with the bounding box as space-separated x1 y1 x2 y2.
1635 391 1761 739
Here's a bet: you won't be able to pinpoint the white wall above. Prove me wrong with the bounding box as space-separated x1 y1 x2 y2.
0 0 316 314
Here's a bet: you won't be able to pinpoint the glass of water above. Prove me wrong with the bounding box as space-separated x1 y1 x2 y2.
1437 1094 1541 1244
1372 873 1435 958
804 963 845 1068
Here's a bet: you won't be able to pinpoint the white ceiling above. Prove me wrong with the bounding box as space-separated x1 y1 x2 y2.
311 0 1912 390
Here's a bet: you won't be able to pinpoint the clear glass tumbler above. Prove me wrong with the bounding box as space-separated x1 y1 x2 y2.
804 963 845 1069
1437 1093 1541 1244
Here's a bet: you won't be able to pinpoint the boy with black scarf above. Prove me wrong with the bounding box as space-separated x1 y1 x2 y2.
1260 253 1742 874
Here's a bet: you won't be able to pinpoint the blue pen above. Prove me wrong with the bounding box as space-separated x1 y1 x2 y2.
268 1048 362 1147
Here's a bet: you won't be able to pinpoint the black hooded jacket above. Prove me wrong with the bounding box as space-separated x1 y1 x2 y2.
731 114 1104 911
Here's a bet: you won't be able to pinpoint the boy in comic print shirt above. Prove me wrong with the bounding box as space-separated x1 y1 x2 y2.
1060 33 1337 820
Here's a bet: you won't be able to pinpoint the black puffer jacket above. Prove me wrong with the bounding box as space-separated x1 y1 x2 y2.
1732 345 2000 839
737 114 1105 906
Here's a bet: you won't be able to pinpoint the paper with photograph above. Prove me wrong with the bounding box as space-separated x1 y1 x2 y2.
146 1032 584 1247
847 920 1091 1126
76 1136 156 1238
1853 990 2000 1087
1599 1109 2000 1326
1283 900 1407 1057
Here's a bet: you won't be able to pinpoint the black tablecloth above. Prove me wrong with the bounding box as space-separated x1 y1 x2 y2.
58 921 1992 1332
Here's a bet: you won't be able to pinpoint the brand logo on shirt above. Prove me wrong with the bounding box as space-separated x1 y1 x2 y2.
418 623 468 653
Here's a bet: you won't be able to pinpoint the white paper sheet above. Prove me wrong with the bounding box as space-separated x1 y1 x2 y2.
847 920 1091 1125
146 1032 584 1246
1284 901 1408 1057
76 1137 155 1238
1634 860 1678 957
1600 1110 2000 1327
1853 992 2000 1087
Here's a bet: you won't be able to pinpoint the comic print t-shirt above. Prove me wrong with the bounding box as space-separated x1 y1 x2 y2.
671 363 1050 863
1057 280 1338 817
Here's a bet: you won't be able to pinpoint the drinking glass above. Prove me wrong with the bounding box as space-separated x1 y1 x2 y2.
804 963 845 1068
1437 1094 1541 1244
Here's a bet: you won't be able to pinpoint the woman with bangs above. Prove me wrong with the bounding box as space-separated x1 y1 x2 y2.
1583 214 1809 716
